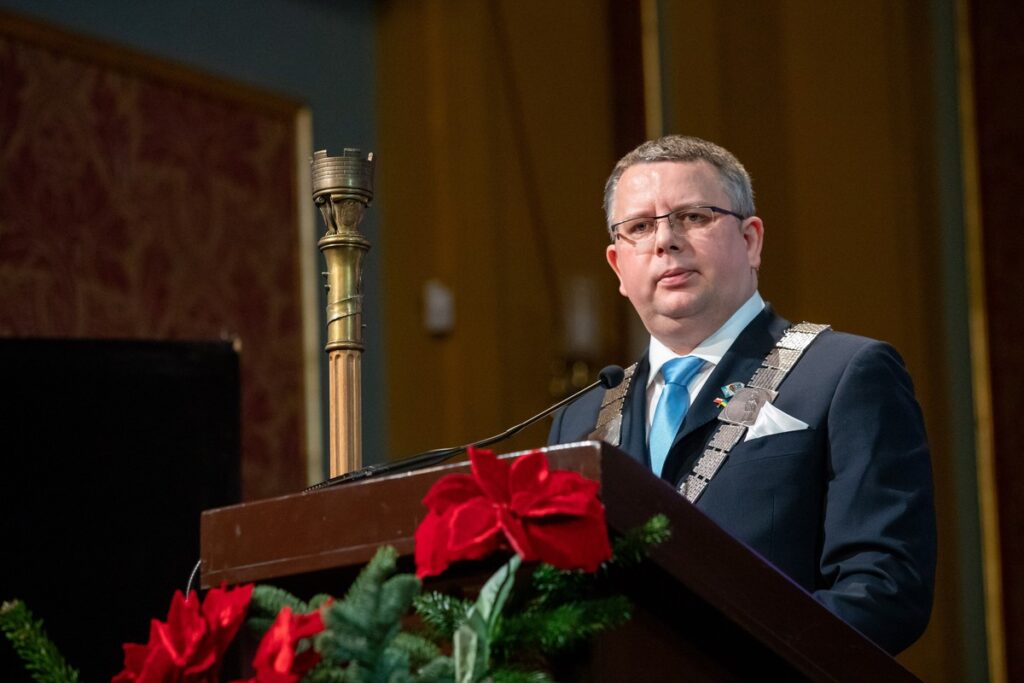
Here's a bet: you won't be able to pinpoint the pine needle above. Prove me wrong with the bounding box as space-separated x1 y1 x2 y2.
0 600 81 683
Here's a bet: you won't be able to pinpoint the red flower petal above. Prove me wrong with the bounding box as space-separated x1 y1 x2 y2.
448 498 501 553
250 607 324 683
512 472 601 518
156 591 208 668
133 642 176 683
202 584 253 656
291 648 320 677
468 448 511 503
496 506 535 561
414 509 452 578
421 473 482 513
414 448 612 577
112 642 150 683
507 450 549 493
521 512 612 572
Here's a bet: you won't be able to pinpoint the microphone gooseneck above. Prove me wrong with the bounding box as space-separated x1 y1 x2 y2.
306 365 625 492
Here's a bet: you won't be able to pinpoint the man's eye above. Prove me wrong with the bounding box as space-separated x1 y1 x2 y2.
675 210 712 226
624 220 653 237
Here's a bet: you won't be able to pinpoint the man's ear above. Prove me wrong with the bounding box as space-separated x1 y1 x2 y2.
743 216 764 269
606 244 628 297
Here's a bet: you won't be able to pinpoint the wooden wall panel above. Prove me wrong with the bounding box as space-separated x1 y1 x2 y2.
377 0 618 458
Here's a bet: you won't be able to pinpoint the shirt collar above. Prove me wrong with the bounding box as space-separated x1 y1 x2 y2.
647 291 766 387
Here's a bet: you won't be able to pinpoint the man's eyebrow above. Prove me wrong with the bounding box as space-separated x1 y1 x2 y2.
614 204 708 222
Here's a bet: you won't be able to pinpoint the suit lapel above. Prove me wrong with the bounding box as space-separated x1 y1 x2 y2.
619 355 650 466
617 306 790 479
673 306 790 448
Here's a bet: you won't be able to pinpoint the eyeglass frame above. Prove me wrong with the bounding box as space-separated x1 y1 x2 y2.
608 205 748 246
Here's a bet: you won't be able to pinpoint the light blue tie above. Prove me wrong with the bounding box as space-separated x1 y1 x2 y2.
649 356 705 477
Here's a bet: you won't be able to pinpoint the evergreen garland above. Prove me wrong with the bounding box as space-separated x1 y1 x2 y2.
0 600 81 683
609 513 672 567
3 513 671 683
247 584 331 636
391 631 444 669
253 546 454 683
412 592 474 640
495 595 632 657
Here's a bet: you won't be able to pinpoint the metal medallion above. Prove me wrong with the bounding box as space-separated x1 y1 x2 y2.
718 386 776 427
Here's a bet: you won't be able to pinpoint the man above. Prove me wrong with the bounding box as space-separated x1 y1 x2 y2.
548 135 936 655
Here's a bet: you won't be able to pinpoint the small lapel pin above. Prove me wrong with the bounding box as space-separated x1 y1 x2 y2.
714 382 746 409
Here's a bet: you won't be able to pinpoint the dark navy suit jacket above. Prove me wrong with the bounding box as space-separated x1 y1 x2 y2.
547 306 936 654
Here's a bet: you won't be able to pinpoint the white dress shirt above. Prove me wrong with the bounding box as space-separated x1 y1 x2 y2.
645 292 766 439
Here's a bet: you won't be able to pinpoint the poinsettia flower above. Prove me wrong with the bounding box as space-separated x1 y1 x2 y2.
113 584 253 683
202 583 253 657
242 606 324 683
113 622 177 683
415 448 612 578
154 591 214 675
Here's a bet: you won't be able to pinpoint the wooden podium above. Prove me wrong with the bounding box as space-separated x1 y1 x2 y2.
200 442 919 682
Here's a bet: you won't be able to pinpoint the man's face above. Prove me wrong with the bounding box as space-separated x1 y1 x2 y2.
605 161 764 350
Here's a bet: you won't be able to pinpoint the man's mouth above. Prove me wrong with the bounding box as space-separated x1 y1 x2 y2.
657 267 694 285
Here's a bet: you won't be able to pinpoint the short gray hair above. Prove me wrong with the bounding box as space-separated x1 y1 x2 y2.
603 135 755 228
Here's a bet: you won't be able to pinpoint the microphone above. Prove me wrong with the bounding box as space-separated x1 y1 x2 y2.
306 365 625 492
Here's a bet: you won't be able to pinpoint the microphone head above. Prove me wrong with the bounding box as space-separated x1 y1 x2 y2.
598 365 625 389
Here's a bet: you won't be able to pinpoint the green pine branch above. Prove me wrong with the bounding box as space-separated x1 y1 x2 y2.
247 584 312 636
0 600 81 683
610 513 671 568
487 515 669 673
391 631 443 669
413 655 456 682
308 593 333 610
316 546 454 683
250 583 311 615
495 595 631 659
413 592 474 641
304 661 347 683
489 668 553 683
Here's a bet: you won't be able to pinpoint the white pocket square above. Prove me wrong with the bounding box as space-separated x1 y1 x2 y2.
743 402 810 441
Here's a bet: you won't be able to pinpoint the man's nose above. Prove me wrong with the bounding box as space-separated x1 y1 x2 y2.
653 216 682 252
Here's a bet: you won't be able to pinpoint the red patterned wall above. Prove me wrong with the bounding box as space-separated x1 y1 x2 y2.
0 16 308 500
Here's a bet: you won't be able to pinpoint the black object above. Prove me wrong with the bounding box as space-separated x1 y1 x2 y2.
0 339 241 682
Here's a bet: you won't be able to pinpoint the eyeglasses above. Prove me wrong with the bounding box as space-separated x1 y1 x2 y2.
610 205 746 252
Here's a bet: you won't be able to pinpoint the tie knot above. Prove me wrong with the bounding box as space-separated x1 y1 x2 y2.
662 355 704 387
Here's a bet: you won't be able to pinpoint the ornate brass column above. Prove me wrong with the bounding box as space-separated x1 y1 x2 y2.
311 148 374 477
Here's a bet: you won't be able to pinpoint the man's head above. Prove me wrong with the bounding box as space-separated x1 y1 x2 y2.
604 135 756 224
604 135 764 353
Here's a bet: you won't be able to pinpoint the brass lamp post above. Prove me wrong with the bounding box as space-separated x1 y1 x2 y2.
310 148 374 477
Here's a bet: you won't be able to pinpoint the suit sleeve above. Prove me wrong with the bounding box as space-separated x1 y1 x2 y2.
815 341 936 654
547 405 566 445
547 386 606 446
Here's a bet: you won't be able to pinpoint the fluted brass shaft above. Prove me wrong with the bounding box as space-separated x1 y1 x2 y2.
328 349 362 476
